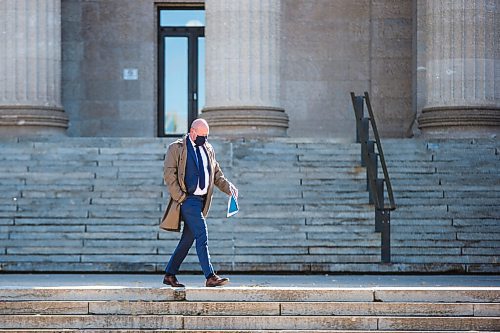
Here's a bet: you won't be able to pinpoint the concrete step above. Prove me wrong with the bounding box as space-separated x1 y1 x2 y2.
0 286 498 331
2 301 497 317
2 287 498 302
0 315 498 330
0 331 496 333
0 254 382 264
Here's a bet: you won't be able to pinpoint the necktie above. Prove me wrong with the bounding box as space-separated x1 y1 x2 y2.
195 145 205 190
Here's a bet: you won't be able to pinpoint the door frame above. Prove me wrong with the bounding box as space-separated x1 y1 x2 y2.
158 26 205 137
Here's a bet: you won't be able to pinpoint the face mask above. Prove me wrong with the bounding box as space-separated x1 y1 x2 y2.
194 135 207 146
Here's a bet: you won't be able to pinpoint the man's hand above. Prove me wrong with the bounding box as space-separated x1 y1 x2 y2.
230 184 238 199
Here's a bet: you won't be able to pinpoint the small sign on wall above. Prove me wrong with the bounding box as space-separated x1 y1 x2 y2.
123 68 138 80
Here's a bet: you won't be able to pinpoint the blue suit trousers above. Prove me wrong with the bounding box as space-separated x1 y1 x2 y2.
165 196 215 278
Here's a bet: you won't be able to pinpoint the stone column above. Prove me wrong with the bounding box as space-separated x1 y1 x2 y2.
0 0 68 136
418 0 500 137
202 0 288 136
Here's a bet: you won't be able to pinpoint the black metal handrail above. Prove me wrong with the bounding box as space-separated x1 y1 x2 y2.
350 91 396 263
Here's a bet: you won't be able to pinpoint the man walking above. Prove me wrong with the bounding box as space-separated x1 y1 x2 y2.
160 119 238 287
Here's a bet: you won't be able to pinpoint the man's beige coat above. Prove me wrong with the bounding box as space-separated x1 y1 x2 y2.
160 135 232 232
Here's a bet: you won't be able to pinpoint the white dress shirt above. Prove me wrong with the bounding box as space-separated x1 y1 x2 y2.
189 137 209 195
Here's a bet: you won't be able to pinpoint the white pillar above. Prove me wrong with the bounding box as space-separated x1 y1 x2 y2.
0 0 68 136
418 0 500 137
203 0 288 136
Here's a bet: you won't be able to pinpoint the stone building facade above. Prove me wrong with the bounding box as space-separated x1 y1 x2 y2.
0 0 499 139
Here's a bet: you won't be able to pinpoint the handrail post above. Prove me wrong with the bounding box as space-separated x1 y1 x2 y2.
353 95 364 144
375 179 384 232
380 208 391 263
360 118 369 167
366 141 376 192
375 179 390 262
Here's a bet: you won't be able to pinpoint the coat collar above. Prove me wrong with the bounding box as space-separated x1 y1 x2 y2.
184 134 197 163
183 134 212 174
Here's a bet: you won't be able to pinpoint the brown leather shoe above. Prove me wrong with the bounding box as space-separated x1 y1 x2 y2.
163 274 185 287
206 274 229 287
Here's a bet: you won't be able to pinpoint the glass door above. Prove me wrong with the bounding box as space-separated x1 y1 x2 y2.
158 9 205 137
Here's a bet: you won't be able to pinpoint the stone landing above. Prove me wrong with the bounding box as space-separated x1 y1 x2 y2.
0 274 499 332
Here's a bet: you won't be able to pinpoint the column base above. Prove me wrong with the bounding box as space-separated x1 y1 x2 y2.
0 106 69 137
201 106 289 137
418 106 500 138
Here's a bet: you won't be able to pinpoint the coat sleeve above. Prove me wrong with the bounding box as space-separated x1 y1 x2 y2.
164 143 187 203
212 150 233 196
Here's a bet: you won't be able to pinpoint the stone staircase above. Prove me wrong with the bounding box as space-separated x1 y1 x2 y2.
384 139 500 273
0 285 499 331
0 137 498 273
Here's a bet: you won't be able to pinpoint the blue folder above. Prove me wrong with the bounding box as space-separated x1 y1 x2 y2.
227 193 239 217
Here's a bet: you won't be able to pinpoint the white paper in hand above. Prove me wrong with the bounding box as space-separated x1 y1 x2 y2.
227 191 239 218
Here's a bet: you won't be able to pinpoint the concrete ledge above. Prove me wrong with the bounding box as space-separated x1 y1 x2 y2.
185 288 374 302
1 315 498 331
0 273 498 331
0 315 183 330
0 331 496 333
374 288 500 303
0 288 179 301
378 317 500 331
0 331 497 333
183 316 377 330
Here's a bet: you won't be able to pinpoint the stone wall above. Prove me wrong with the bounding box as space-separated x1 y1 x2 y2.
62 0 414 138
62 0 157 136
497 1 500 104
369 0 414 137
280 0 369 139
415 0 427 136
281 0 413 138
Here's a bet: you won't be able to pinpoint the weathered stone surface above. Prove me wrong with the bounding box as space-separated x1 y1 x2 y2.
474 303 500 317
0 301 88 315
0 314 183 329
185 288 374 302
0 288 177 301
183 315 377 330
0 280 499 331
0 262 156 273
375 288 500 303
0 331 483 333
0 329 486 333
0 255 80 262
89 301 280 316
281 301 473 316
378 316 500 331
